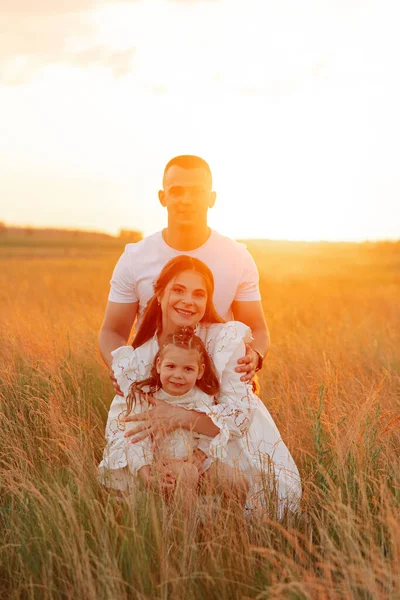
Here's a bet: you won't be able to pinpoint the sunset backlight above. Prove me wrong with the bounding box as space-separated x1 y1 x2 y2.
1 0 399 241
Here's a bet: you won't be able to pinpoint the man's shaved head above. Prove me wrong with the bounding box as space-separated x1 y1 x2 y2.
163 155 212 188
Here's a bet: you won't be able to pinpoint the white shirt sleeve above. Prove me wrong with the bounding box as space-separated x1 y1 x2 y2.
108 248 138 303
234 246 261 302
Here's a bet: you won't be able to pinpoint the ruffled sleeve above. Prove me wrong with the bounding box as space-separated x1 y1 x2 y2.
110 344 154 396
123 399 155 474
199 322 259 457
99 396 155 486
98 343 156 483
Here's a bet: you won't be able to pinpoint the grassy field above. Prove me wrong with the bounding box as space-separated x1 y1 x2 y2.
1 238 399 599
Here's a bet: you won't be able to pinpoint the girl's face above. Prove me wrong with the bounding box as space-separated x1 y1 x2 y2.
159 270 208 334
156 346 205 396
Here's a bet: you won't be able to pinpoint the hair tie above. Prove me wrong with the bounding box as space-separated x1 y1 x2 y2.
172 326 195 345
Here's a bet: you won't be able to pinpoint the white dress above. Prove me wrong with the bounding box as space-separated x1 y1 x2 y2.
98 321 302 513
148 388 216 466
98 385 215 481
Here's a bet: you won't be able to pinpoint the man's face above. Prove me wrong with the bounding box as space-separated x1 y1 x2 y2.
159 166 216 228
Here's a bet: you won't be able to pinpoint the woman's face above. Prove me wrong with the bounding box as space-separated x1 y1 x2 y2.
159 270 208 334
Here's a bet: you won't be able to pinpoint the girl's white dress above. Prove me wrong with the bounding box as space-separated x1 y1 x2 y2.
98 321 302 512
102 385 216 475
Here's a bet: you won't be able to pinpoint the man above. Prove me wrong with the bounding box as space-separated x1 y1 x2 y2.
99 155 269 393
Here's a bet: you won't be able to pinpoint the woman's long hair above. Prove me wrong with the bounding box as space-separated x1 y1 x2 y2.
132 255 224 349
127 326 220 412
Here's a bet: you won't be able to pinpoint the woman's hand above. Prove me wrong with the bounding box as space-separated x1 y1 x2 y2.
235 344 258 382
122 397 186 444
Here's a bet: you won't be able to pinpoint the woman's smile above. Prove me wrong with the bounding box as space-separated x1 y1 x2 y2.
174 306 196 317
160 270 208 334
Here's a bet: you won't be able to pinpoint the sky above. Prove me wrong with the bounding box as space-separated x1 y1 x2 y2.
0 0 399 242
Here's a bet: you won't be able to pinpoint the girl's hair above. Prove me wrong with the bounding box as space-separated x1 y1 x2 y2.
127 326 220 412
132 255 224 350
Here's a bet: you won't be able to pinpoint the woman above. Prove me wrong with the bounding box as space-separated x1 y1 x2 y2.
98 256 301 513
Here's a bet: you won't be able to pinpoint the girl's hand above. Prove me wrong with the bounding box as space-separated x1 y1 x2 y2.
122 398 188 444
138 464 176 491
235 344 258 382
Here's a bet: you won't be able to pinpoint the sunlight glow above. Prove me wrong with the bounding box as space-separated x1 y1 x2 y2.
0 0 399 241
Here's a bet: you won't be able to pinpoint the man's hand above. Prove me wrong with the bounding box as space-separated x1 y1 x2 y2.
231 300 269 382
109 368 124 397
235 343 259 382
138 464 176 491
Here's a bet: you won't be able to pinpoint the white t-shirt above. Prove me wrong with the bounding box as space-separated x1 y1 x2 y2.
108 229 261 325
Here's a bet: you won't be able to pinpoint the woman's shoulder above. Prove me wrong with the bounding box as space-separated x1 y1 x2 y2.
198 322 253 375
198 321 253 347
111 338 158 393
111 338 156 363
111 345 134 362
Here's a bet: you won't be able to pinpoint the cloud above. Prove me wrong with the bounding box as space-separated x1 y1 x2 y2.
0 0 222 85
0 2 137 84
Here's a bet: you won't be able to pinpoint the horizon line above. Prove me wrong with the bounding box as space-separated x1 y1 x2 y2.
2 223 400 245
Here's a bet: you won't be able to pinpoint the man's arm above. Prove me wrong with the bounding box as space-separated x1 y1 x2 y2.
232 300 270 356
231 300 270 379
98 301 138 369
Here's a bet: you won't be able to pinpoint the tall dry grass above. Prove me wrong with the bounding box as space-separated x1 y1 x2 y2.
1 242 399 599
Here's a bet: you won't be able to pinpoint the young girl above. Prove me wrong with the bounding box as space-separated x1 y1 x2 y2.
99 327 221 501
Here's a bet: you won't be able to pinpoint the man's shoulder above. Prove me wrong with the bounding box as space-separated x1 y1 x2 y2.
123 231 163 255
209 230 248 255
